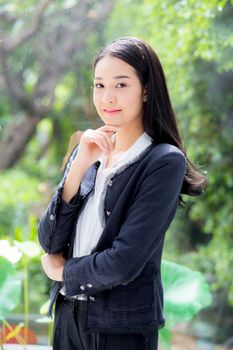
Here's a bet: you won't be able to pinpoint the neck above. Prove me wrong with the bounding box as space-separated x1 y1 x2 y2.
112 126 145 153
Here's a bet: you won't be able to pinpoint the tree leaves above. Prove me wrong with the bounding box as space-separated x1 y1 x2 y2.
160 260 212 348
0 257 21 321
162 260 212 323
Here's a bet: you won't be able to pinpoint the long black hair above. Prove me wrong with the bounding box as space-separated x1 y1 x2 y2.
93 36 207 197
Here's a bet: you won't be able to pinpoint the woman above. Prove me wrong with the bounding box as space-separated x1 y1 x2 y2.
38 37 207 350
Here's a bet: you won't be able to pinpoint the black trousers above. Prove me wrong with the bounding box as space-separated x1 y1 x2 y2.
53 294 158 350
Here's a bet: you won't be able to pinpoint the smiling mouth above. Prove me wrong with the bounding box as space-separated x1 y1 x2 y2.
103 109 121 114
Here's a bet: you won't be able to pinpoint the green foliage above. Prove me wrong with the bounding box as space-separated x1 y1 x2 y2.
0 170 41 237
0 257 21 321
0 171 40 206
159 327 172 350
160 260 212 348
162 260 212 322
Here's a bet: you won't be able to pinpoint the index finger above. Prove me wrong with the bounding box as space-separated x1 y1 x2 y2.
98 125 120 132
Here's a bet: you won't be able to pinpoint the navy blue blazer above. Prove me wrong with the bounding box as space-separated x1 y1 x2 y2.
38 142 186 334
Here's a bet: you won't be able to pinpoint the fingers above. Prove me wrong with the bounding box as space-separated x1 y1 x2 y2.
83 125 120 155
94 130 114 154
98 125 120 132
85 132 110 154
97 125 120 152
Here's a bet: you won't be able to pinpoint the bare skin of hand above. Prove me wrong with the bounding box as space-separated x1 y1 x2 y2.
62 125 120 203
41 253 65 281
76 125 121 168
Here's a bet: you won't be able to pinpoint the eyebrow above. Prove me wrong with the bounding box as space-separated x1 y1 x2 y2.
94 75 131 80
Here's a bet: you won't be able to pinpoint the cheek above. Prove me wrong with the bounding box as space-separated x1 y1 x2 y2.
126 90 144 108
93 92 100 108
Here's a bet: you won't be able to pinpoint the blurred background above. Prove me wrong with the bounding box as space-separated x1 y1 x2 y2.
0 0 232 348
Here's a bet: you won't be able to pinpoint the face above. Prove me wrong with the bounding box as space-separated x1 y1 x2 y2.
93 55 147 131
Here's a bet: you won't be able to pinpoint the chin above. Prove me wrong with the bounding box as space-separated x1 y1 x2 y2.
104 121 120 127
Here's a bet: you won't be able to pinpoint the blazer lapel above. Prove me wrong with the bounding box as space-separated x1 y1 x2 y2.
79 160 101 198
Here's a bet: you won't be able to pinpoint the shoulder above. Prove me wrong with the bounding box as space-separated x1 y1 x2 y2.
144 143 186 175
149 142 185 162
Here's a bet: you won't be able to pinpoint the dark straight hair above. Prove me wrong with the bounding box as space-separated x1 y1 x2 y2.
93 36 207 198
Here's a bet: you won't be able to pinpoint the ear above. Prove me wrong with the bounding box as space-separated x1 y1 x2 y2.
143 85 148 102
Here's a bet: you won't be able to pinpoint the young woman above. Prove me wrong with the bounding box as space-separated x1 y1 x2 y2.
38 37 206 350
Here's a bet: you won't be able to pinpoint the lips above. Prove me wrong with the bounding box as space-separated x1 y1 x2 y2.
103 109 121 114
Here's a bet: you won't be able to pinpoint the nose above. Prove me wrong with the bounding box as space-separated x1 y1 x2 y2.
102 91 117 104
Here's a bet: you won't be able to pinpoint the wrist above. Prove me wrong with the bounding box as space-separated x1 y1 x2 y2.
51 266 64 282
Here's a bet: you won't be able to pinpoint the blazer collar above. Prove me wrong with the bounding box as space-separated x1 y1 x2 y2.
79 142 155 199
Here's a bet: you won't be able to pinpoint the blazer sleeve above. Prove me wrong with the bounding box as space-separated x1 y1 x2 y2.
38 145 84 253
63 151 186 297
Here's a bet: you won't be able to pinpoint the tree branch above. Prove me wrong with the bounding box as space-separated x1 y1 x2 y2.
34 0 115 100
0 12 18 24
0 115 41 170
0 0 116 169
3 0 52 53
0 46 50 116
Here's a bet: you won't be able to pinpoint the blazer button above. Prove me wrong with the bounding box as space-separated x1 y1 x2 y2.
80 285 85 291
87 282 93 288
89 296 95 302
106 210 111 216
49 214 55 220
108 179 113 186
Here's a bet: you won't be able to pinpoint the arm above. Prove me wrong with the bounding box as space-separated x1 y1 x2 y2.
38 125 119 254
38 145 85 253
63 152 186 296
41 253 65 281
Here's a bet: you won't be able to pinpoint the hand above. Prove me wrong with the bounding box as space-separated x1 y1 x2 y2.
76 125 120 168
41 253 65 281
62 124 120 203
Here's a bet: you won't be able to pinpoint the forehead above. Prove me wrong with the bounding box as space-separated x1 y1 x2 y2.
94 55 136 78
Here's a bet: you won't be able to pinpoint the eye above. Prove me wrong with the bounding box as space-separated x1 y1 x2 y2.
116 82 127 88
94 83 104 88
